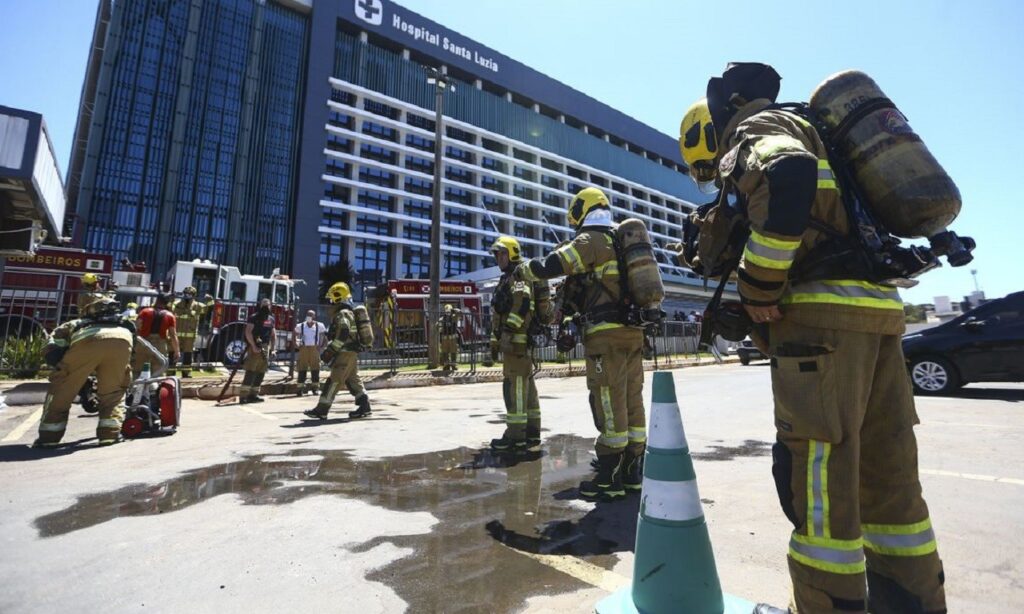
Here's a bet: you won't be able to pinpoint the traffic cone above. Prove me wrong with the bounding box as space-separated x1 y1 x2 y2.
596 371 757 614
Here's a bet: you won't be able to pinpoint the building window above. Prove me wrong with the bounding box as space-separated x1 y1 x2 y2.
356 215 393 236
445 187 473 206
362 120 397 143
404 177 433 196
327 133 353 153
323 183 351 203
357 188 394 212
329 110 354 130
445 165 474 185
321 209 348 230
354 240 389 280
404 154 433 175
364 98 399 120
446 125 475 145
402 247 430 278
445 144 474 164
406 113 435 132
404 199 431 219
445 253 469 277
359 166 396 188
326 159 350 178
481 176 506 193
406 133 434 153
482 156 507 173
330 89 356 105
360 143 397 165
320 235 347 267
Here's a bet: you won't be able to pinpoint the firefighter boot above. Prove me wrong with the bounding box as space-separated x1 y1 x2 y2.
348 394 372 419
490 436 528 452
303 406 330 420
579 452 625 501
526 426 541 448
622 448 644 493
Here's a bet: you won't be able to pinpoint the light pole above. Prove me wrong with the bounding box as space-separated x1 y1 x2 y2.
426 67 453 370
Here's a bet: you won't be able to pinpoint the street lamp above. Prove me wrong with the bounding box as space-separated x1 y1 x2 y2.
426 66 454 370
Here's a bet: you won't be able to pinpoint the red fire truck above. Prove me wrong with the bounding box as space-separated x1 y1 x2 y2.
161 260 301 365
0 246 113 338
368 279 484 350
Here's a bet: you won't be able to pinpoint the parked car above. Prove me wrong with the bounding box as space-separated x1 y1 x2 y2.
902 291 1024 394
736 337 767 366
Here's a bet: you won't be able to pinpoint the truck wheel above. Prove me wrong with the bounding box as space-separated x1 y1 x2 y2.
210 323 247 367
739 352 751 366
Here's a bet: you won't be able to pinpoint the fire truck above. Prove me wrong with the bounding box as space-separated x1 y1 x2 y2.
0 250 299 365
0 246 113 338
161 260 301 365
367 279 484 351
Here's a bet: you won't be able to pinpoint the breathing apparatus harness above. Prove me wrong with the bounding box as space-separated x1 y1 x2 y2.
769 102 974 286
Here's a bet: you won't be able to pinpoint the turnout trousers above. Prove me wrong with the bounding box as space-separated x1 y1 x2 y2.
768 319 946 613
38 337 132 444
501 344 540 441
316 351 366 410
584 327 646 458
239 346 269 401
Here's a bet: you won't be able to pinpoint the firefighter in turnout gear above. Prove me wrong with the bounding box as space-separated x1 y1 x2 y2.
135 293 180 376
304 282 371 420
680 63 945 613
76 272 105 313
170 286 214 378
438 304 462 372
517 189 646 500
239 298 275 404
489 236 542 451
34 297 135 448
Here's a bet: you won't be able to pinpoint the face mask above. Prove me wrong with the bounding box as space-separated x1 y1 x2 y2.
306 317 314 324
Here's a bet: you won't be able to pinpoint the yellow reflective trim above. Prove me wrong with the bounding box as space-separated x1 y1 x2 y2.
600 386 615 436
791 533 864 549
594 260 619 277
98 418 120 428
817 159 831 170
789 549 866 575
750 230 800 251
509 334 528 344
863 539 937 557
821 442 831 538
752 135 805 161
516 376 525 414
586 322 624 335
817 179 837 189
744 247 793 270
39 421 67 432
556 245 585 274
782 293 904 310
506 313 524 328
806 440 816 538
861 519 932 535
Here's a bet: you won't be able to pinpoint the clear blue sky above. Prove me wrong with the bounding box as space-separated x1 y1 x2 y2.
2 0 1020 304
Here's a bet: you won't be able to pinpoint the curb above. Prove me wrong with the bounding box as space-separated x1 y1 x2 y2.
179 356 739 400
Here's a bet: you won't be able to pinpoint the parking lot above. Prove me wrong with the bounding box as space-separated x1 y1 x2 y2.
1 364 1022 612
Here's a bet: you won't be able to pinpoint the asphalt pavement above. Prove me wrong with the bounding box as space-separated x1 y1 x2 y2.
0 364 1021 613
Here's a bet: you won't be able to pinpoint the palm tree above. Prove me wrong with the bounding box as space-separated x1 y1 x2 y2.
319 258 356 301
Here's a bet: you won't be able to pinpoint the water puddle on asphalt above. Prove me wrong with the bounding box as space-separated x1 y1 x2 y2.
34 435 639 612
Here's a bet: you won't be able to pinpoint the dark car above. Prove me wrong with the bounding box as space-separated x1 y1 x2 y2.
902 291 1024 394
736 338 767 365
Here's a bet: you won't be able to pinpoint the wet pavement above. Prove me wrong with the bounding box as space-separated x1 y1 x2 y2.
33 435 638 613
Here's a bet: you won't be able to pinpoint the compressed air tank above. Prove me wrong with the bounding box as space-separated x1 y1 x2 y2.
617 218 665 310
532 281 555 325
809 70 961 239
353 304 375 347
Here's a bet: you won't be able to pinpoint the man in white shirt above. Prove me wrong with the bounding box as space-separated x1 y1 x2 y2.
294 309 327 395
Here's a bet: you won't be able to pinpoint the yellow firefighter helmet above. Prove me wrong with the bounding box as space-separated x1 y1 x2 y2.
326 282 352 304
567 187 610 229
489 236 522 262
679 97 719 187
81 272 99 286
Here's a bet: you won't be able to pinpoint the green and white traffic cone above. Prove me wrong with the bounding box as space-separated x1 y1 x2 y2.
596 371 757 614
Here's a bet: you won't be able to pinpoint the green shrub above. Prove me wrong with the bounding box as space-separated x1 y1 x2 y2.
0 334 48 378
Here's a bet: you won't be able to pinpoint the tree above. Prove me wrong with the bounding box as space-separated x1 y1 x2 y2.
904 303 928 324
319 258 356 302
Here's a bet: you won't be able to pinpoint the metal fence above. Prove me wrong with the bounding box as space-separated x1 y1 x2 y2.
0 284 707 377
